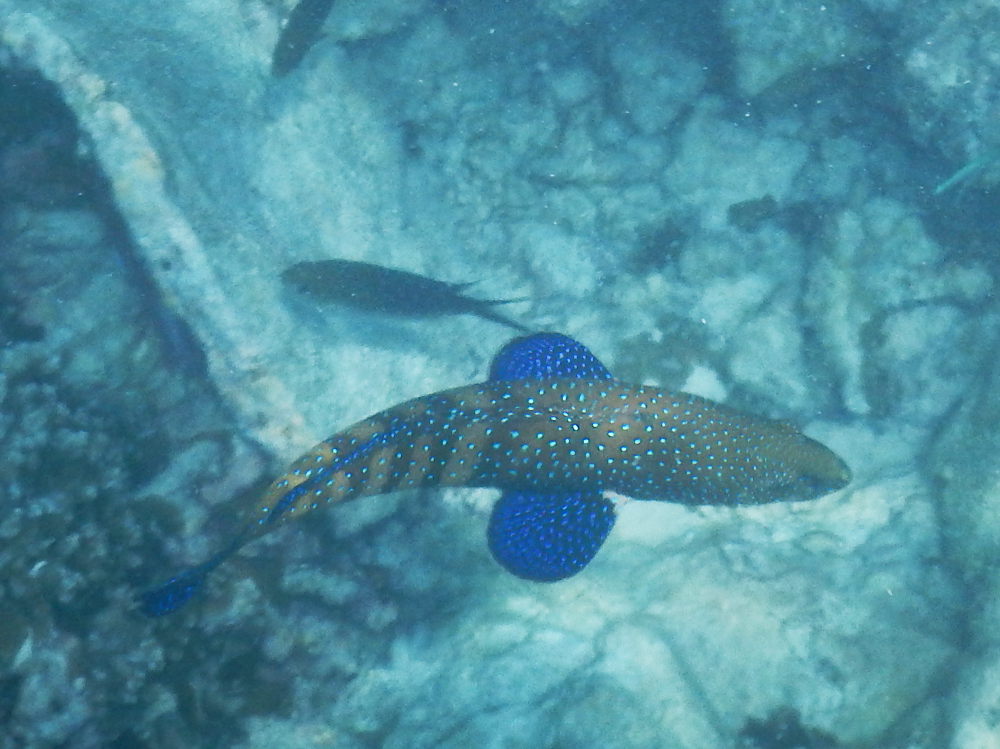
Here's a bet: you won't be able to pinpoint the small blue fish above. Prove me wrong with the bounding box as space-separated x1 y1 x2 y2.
139 333 850 616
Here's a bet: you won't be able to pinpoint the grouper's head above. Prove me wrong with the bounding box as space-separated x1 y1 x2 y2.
765 428 852 503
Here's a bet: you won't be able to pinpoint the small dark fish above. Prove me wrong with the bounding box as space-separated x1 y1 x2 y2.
137 332 851 616
281 259 531 332
271 0 337 77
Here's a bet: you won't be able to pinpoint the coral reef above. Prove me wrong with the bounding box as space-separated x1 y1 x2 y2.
721 0 879 98
901 0 1000 188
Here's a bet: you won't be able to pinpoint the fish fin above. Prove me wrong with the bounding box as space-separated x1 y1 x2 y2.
472 307 533 334
137 541 237 617
487 491 616 581
489 332 613 381
478 296 531 306
137 565 211 617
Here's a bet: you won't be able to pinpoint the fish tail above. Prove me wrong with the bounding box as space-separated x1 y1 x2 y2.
137 538 241 617
138 566 210 617
473 304 532 333
480 296 531 306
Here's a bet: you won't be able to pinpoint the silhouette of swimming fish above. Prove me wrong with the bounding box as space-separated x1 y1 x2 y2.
281 259 531 332
138 333 851 616
272 0 336 77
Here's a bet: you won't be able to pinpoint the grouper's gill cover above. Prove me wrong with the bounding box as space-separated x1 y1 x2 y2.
138 333 851 615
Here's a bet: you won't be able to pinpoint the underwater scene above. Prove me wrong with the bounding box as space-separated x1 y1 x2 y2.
0 0 998 746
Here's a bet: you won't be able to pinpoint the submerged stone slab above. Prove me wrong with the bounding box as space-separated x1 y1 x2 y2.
0 2 461 459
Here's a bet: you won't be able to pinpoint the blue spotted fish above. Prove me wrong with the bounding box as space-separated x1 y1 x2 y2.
138 333 851 616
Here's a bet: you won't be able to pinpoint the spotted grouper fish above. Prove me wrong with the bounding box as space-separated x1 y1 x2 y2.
138 333 851 616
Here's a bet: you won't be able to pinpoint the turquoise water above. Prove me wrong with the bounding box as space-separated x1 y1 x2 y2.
0 1 996 746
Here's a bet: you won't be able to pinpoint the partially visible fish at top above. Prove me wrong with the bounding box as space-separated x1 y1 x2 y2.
271 0 337 77
137 332 851 618
281 259 532 332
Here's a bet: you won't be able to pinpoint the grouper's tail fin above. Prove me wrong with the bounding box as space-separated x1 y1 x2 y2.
137 538 241 617
138 565 212 617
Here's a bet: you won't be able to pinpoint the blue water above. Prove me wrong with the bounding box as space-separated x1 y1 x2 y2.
0 1 995 747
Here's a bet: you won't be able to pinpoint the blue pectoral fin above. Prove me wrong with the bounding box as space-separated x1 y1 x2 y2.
489 332 613 382
487 490 616 582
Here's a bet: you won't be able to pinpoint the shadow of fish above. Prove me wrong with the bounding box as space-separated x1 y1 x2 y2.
281 259 531 332
138 332 851 617
272 0 337 77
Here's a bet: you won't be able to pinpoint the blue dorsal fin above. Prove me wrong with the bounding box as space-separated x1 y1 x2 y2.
489 332 613 381
487 491 616 582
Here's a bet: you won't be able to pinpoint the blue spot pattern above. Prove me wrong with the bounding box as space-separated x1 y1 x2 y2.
257 401 501 523
138 332 851 615
264 418 412 524
489 332 613 381
488 491 615 582
486 333 618 581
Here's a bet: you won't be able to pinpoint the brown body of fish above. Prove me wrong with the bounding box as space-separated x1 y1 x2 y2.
247 378 852 539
